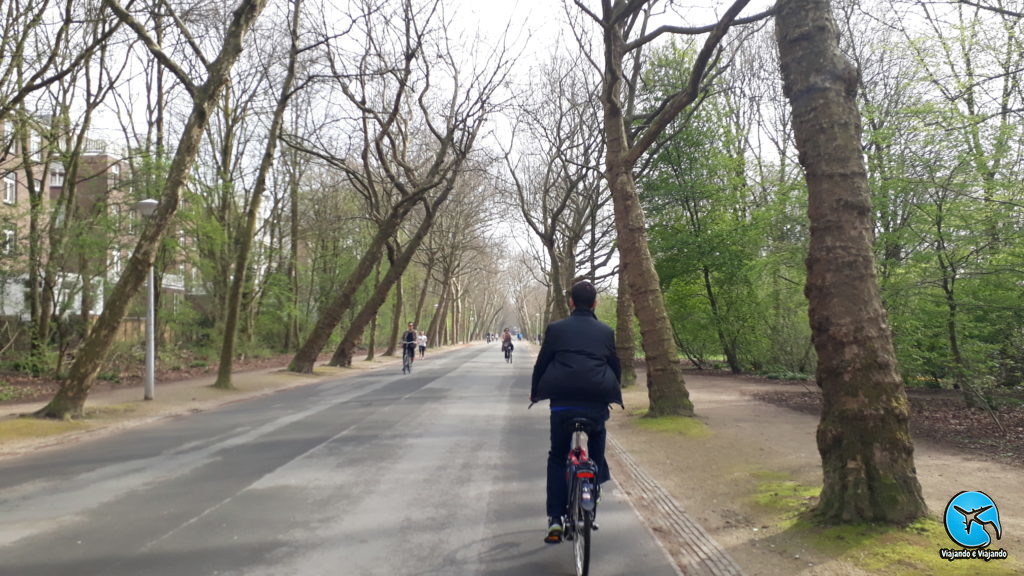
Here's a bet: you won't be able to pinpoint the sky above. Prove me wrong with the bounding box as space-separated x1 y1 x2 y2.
445 0 778 74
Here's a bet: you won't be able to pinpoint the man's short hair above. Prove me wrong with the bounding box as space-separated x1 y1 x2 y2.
570 281 597 310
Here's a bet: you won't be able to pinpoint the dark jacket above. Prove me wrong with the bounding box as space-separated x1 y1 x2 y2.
531 308 622 407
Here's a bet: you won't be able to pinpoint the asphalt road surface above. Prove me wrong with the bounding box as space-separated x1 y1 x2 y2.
0 344 680 576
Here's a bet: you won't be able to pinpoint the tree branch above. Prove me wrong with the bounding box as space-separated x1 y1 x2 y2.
157 0 212 69
625 5 776 51
102 0 199 97
957 0 1024 18
626 0 753 165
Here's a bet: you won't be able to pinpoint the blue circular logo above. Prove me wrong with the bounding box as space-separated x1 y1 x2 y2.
944 491 1002 548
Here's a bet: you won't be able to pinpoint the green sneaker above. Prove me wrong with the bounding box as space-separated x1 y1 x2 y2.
544 518 563 544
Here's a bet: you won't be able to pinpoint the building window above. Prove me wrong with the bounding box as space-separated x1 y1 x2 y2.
1 230 15 254
51 170 64 187
32 132 42 161
3 174 15 204
1 121 14 153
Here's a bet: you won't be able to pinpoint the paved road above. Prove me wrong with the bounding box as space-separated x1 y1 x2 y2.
0 344 679 576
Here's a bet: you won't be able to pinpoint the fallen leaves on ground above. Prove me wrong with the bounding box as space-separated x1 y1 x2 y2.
752 384 1024 467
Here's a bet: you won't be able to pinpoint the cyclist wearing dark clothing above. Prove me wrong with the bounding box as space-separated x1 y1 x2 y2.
401 323 417 363
530 280 621 543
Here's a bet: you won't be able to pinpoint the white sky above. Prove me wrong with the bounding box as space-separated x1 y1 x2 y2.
445 0 778 75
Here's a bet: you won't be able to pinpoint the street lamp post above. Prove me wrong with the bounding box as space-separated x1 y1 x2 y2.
134 198 158 401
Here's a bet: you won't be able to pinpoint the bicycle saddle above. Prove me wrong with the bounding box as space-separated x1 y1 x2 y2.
568 418 599 432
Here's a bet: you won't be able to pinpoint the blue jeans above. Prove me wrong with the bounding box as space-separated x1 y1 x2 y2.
546 405 610 519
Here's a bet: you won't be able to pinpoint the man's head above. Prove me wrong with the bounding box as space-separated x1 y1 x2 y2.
408 322 415 330
569 280 597 310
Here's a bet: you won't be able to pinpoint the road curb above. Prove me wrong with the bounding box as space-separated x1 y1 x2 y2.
610 435 746 576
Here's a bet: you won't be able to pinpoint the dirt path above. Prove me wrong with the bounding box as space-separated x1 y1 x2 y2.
608 370 1024 575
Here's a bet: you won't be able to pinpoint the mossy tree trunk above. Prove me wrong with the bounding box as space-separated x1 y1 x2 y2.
776 0 927 523
615 262 637 388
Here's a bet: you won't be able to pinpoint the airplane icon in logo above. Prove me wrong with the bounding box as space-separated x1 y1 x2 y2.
954 505 1002 541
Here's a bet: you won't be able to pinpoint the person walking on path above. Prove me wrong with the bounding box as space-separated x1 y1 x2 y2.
417 331 427 358
530 280 622 544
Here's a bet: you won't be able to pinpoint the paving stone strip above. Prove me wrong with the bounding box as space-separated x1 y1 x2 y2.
609 436 746 576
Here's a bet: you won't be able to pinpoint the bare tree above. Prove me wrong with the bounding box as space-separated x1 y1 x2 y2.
1 1 123 125
214 0 307 388
286 0 510 373
36 0 270 418
776 0 927 523
502 52 610 323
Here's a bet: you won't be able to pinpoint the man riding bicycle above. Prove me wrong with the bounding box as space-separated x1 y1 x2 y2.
530 281 622 544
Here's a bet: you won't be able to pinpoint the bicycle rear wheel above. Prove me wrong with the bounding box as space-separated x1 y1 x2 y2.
573 502 591 576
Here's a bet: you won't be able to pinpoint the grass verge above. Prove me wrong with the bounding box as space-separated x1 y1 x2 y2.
0 417 92 442
628 409 712 438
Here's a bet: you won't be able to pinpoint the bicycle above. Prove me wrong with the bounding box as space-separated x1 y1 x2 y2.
563 418 600 576
503 342 513 364
401 344 414 374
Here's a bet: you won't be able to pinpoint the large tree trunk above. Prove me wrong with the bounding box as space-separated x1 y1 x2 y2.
604 159 693 416
215 0 301 389
413 255 432 328
36 0 270 418
546 249 569 322
599 3 693 417
384 243 401 357
615 262 637 388
426 277 449 346
776 0 927 523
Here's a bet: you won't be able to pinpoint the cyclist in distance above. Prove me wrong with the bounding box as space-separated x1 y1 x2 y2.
501 328 514 357
401 322 417 367
530 280 622 544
